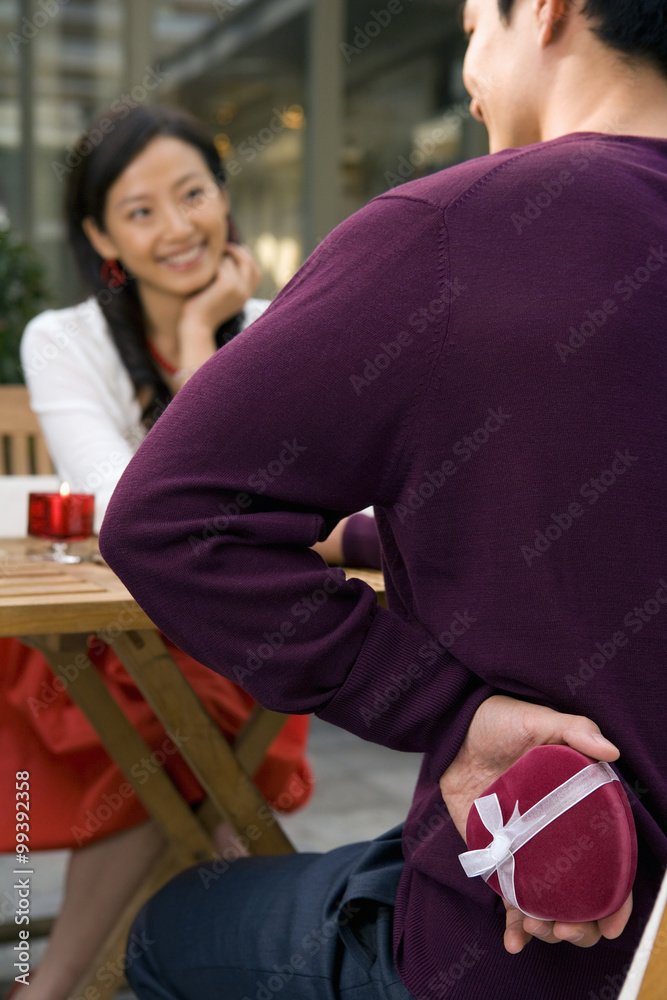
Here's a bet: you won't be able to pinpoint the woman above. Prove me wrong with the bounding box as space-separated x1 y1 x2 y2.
1 104 378 1000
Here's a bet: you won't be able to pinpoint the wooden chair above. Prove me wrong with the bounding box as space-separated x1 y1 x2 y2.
0 384 54 475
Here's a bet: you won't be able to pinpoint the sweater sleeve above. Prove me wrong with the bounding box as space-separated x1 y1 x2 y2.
341 512 382 570
100 195 494 773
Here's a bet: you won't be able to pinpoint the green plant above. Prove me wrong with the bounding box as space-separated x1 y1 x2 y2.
0 227 54 383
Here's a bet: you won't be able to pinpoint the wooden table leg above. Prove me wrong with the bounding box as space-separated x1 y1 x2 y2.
233 705 290 777
112 630 294 856
21 634 216 867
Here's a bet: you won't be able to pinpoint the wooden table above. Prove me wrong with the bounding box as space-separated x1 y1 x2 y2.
0 538 386 855
0 538 386 998
0 537 293 862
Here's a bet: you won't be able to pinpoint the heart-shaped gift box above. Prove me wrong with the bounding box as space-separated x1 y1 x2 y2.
459 745 637 922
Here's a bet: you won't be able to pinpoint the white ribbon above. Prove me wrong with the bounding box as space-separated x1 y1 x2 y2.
458 761 618 916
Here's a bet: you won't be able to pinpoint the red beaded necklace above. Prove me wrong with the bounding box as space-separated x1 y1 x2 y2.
147 340 179 376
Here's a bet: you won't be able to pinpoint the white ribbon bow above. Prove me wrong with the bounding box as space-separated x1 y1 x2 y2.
458 761 618 916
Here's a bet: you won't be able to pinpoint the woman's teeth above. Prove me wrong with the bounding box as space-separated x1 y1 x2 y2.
162 245 204 265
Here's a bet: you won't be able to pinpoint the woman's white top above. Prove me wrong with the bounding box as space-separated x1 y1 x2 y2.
20 296 269 532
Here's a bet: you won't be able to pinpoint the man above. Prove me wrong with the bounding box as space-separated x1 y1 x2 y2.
100 1 667 997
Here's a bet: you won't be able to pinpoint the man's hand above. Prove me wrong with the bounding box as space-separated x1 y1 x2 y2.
439 695 633 954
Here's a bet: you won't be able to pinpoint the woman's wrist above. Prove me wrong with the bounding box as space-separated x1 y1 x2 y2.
176 318 217 373
177 316 216 349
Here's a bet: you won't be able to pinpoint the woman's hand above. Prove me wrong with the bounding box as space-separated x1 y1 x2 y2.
311 518 348 565
177 244 262 345
438 694 633 954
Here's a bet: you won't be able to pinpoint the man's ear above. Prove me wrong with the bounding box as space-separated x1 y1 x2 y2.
82 216 119 261
533 0 569 47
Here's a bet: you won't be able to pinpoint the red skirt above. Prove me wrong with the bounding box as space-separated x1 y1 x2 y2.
0 636 312 851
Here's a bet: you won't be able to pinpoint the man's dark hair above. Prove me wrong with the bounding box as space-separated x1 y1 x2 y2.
498 0 667 76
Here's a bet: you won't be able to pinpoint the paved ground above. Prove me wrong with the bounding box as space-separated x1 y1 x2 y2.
0 717 422 998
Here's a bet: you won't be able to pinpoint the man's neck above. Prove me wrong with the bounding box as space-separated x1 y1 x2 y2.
540 58 667 144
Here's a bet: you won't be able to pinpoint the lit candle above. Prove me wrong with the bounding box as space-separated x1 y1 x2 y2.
28 483 95 541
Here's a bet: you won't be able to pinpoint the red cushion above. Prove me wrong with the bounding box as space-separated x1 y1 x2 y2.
465 745 637 922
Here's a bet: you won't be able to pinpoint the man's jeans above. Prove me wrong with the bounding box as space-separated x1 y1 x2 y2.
126 825 417 1000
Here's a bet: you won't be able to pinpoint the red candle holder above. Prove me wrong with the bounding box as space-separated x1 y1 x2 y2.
28 486 95 562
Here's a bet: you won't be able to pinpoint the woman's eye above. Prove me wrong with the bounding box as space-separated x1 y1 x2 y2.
129 206 150 220
185 187 205 204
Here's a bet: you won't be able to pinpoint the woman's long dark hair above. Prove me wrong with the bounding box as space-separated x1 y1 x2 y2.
65 104 244 428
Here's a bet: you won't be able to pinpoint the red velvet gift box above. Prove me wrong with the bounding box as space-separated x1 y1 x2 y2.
459 745 637 922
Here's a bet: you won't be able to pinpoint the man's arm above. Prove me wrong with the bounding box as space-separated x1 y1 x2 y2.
99 194 494 777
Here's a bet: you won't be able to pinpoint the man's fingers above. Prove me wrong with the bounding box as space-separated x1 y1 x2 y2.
510 893 631 954
559 720 620 761
522 917 561 944
521 700 620 761
470 697 620 767
552 921 602 948
599 893 633 939
504 903 531 954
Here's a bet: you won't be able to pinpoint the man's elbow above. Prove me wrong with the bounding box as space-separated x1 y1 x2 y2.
98 487 147 580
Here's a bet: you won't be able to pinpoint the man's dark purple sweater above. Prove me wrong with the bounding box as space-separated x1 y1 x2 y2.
100 132 667 1000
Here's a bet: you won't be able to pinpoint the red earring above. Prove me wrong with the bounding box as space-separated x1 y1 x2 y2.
100 259 128 289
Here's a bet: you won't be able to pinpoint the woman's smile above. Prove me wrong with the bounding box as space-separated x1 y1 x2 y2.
158 241 208 270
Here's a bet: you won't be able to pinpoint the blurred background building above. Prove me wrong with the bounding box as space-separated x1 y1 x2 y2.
1 0 488 302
